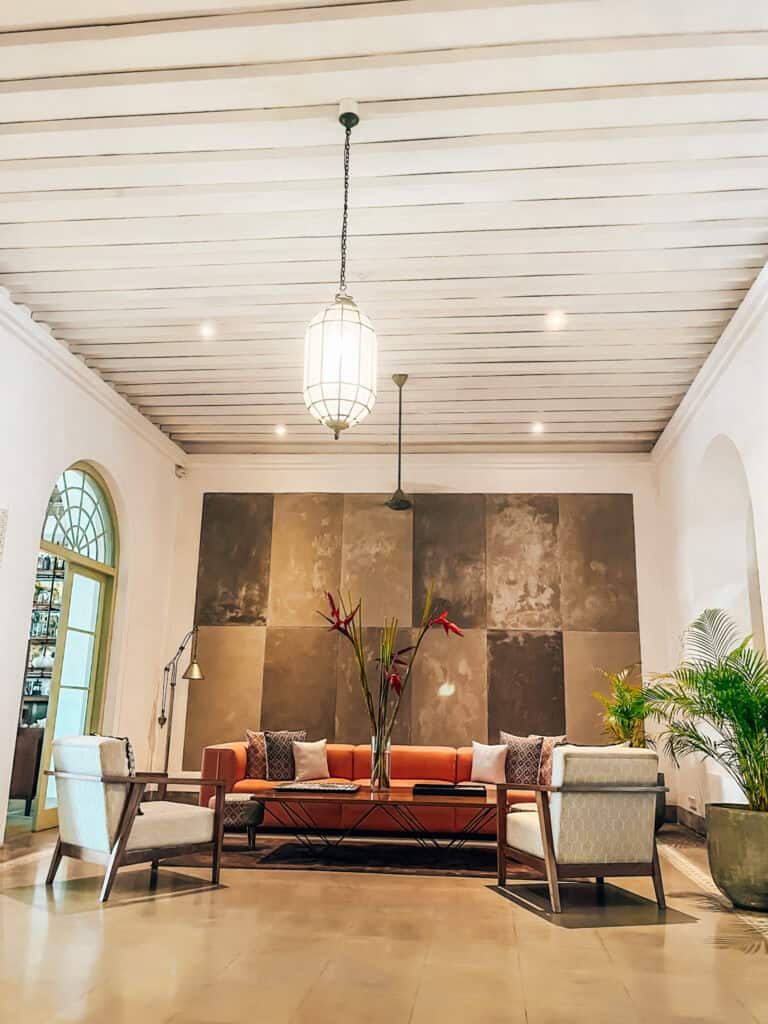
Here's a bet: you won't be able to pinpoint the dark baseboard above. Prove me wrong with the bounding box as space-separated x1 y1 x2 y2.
674 805 707 836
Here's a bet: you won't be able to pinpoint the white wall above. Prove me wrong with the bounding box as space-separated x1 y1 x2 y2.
653 266 768 814
0 293 185 842
163 450 667 772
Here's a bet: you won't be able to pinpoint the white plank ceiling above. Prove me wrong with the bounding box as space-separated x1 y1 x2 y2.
2 1 767 454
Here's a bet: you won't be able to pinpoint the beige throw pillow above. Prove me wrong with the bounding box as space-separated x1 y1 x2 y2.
470 741 508 784
292 738 330 782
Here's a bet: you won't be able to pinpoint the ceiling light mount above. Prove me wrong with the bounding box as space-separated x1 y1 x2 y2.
338 98 359 131
303 100 377 439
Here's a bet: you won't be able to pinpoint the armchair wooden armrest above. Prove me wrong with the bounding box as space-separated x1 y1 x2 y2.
46 770 226 789
103 774 226 788
495 781 667 806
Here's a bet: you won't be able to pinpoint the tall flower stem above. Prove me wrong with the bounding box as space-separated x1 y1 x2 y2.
318 585 462 790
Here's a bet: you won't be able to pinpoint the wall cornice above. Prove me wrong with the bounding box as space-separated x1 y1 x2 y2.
653 263 768 466
0 289 185 466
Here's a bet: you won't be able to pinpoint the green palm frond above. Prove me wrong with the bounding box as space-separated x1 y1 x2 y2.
594 665 648 747
645 609 768 812
683 608 741 663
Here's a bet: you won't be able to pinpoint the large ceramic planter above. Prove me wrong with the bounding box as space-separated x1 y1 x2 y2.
706 803 768 910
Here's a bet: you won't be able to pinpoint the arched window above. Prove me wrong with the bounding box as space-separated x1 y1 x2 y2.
42 466 115 567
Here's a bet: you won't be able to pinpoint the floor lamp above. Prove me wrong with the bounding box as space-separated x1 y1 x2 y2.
158 626 204 775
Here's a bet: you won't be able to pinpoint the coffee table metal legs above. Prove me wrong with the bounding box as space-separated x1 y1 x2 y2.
258 798 496 853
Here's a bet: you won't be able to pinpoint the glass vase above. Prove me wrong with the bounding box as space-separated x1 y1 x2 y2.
370 735 391 792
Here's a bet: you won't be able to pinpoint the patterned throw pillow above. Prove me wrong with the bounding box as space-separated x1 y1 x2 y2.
499 731 544 786
245 730 267 779
529 734 567 785
264 730 307 781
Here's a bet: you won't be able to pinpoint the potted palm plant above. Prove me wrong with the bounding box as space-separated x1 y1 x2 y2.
594 666 665 831
646 609 768 910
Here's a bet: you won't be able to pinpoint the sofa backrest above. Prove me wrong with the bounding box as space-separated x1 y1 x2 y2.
327 743 355 779
455 747 474 783
352 744 457 781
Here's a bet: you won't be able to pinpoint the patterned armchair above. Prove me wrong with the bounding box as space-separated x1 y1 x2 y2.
45 736 225 902
496 745 666 913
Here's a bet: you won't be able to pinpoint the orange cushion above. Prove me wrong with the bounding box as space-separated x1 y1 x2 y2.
327 743 355 779
456 747 474 784
352 744 457 782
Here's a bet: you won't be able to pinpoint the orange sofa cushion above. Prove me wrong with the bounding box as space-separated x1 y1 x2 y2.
353 744 457 782
327 743 355 780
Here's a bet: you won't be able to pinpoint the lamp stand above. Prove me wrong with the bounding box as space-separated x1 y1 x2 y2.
158 626 204 775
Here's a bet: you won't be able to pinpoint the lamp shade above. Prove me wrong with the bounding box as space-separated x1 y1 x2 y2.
182 658 204 681
303 293 377 438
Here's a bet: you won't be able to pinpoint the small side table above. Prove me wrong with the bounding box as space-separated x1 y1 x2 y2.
208 793 265 850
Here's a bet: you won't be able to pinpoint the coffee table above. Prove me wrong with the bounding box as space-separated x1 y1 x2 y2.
243 786 497 851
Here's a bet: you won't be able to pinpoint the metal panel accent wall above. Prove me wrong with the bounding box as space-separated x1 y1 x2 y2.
182 491 640 767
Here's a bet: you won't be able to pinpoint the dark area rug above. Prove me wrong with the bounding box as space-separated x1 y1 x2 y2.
167 835 535 878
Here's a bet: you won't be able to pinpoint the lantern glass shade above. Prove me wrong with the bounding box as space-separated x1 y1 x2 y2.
303 293 377 436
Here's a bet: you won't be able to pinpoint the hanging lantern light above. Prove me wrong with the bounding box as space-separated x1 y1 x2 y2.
303 100 377 439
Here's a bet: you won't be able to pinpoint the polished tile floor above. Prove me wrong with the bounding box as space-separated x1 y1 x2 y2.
1 828 767 1024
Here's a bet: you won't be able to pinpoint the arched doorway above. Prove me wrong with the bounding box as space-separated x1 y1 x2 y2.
690 435 764 647
7 464 118 833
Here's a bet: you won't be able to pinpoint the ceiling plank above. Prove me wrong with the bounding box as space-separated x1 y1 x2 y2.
4 81 768 151
3 122 768 194
5 190 766 247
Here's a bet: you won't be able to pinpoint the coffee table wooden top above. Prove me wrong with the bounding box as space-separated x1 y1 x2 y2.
242 786 496 808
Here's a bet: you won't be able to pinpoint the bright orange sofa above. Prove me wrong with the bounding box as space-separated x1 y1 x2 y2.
200 742 535 835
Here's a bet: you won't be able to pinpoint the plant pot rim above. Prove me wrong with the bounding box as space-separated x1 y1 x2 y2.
706 802 765 814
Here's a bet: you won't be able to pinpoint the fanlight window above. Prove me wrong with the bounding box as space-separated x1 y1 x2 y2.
42 467 115 567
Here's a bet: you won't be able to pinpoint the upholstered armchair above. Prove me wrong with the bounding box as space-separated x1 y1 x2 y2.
496 745 666 913
45 736 225 902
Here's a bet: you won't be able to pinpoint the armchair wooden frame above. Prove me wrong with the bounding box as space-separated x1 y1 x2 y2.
496 783 667 914
45 771 226 902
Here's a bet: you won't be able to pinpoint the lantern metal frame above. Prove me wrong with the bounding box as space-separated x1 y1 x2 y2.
303 100 377 439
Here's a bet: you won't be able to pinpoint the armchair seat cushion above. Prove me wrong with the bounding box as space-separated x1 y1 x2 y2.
506 809 545 859
126 801 215 851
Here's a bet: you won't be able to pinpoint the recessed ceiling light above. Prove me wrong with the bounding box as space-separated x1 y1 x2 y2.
275 424 287 437
531 421 545 435
199 319 218 340
545 309 567 331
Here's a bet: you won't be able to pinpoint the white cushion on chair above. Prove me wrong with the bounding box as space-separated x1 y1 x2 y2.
53 736 131 853
506 809 545 858
126 802 215 851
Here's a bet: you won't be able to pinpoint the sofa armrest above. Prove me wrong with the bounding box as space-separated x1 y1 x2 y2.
200 742 247 806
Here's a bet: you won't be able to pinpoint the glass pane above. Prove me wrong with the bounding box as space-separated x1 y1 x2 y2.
68 574 100 632
45 688 90 809
60 630 95 688
41 467 115 567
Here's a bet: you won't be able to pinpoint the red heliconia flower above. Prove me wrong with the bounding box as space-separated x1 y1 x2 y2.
430 610 463 637
388 672 403 695
324 592 359 635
